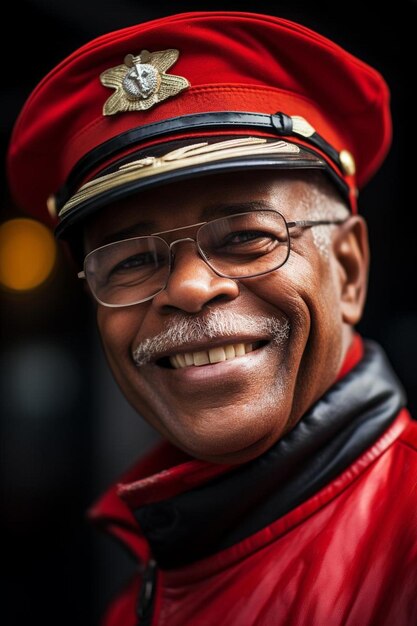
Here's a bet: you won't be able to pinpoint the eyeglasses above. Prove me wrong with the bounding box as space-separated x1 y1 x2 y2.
78 210 345 307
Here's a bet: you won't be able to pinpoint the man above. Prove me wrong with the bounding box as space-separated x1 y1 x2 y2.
6 10 417 626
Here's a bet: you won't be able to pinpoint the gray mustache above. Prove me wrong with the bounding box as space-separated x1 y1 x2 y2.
132 309 290 366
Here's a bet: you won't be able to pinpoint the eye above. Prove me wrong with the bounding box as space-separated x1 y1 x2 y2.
220 229 282 250
210 230 282 262
225 230 272 244
111 251 161 273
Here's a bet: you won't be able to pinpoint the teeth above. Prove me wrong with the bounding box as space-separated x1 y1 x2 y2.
193 350 210 366
169 342 255 369
224 345 235 359
208 347 226 363
234 343 245 357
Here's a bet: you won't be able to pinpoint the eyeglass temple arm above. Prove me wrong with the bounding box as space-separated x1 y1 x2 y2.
287 218 347 229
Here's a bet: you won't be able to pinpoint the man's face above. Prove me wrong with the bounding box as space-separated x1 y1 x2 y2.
83 170 367 464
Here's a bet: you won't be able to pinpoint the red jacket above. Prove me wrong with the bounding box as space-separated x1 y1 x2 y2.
89 339 417 625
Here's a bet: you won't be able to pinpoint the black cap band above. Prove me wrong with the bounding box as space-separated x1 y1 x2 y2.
55 111 349 212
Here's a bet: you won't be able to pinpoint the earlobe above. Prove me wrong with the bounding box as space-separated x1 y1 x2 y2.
333 216 370 326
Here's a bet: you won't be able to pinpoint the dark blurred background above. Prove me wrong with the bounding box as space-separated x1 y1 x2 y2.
1 2 415 625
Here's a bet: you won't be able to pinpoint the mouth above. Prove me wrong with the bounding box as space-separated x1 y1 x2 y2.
157 340 267 369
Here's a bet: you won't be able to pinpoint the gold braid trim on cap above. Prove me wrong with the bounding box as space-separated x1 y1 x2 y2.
59 137 302 217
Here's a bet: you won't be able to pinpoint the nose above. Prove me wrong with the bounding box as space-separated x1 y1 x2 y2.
152 240 239 313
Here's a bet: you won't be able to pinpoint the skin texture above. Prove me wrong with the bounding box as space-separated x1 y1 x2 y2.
83 170 369 464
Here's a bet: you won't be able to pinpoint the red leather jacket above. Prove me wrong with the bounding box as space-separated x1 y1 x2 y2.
90 339 417 625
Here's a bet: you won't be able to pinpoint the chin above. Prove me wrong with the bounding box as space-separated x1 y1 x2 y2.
174 429 281 465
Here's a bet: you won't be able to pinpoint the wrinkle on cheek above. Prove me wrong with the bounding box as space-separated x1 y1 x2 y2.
260 257 312 318
257 252 342 426
99 331 168 437
96 312 132 387
95 306 150 411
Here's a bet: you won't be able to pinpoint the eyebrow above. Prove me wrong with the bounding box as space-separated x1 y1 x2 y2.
99 221 157 245
97 200 276 245
200 200 276 220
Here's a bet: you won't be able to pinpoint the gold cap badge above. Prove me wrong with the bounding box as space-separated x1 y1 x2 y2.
100 49 190 116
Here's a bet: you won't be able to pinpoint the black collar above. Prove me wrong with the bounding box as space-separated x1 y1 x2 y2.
134 340 406 569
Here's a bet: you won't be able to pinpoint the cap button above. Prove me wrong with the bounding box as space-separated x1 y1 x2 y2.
339 149 356 176
46 194 57 218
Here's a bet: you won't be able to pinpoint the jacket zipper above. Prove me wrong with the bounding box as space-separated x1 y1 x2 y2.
136 559 157 625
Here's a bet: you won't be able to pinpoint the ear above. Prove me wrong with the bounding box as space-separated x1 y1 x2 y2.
332 215 370 326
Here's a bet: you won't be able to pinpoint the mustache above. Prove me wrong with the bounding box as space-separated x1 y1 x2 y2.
132 309 290 366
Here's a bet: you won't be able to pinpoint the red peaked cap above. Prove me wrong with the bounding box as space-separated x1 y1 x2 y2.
7 11 392 237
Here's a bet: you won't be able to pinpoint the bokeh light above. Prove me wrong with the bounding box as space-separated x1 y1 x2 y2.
0 341 81 420
0 218 57 291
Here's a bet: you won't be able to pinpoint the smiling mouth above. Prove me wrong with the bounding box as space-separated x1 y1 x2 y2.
158 341 266 369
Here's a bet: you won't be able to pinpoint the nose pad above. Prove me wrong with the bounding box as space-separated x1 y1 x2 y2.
153 239 240 313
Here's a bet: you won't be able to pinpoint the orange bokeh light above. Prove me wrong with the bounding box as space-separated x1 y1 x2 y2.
0 218 57 291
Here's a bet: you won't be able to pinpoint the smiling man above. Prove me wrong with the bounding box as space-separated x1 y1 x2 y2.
6 11 417 626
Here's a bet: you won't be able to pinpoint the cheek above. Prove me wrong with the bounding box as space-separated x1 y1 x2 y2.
96 306 145 364
242 252 344 413
248 250 341 322
241 255 318 330
284 254 345 397
96 305 160 421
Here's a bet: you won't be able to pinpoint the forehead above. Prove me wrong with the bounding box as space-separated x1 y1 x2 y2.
83 169 333 249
